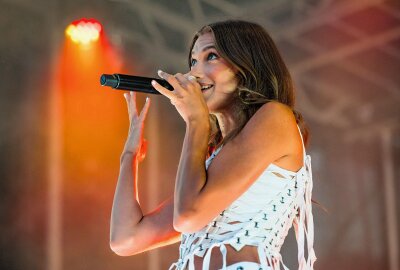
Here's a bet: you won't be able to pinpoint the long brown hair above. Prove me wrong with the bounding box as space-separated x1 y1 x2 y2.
188 20 309 154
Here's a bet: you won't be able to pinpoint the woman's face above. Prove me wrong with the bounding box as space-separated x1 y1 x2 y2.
190 32 238 113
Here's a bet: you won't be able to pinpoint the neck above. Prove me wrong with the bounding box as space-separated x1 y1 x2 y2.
212 104 243 139
214 113 235 138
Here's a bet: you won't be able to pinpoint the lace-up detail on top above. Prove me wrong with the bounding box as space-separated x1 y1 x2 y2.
169 126 316 270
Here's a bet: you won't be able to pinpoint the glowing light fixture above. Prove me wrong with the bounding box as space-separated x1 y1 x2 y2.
65 18 102 45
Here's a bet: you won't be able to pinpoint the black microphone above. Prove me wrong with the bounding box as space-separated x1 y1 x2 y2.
100 74 173 95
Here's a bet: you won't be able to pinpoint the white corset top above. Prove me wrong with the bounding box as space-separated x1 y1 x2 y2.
169 127 316 270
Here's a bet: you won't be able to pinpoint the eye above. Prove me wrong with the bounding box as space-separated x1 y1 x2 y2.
190 58 197 67
207 52 218 60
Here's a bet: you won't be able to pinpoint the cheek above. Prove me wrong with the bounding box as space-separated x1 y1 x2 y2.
214 67 237 89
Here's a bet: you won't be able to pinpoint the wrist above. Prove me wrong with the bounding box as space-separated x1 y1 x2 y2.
186 118 210 131
185 119 211 153
120 151 138 164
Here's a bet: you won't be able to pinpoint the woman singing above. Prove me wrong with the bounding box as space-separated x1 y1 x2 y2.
110 20 316 270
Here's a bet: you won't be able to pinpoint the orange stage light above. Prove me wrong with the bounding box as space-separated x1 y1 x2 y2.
57 21 128 184
65 18 102 45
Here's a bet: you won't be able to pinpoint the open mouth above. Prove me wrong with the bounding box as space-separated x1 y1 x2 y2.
200 84 213 91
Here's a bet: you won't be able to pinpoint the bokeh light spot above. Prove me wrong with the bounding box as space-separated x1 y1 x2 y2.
65 18 102 45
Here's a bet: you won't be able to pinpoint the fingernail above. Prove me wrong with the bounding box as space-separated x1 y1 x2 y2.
146 97 149 102
157 70 163 77
151 80 156 85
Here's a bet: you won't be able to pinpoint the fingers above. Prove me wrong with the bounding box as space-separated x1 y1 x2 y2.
175 73 197 88
152 70 199 103
123 92 132 120
130 91 138 115
187 75 197 81
139 97 151 121
151 70 179 99
151 79 173 99
124 92 139 122
124 92 150 122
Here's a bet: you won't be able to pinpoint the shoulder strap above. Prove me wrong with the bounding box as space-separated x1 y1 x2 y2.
294 126 316 270
296 125 307 163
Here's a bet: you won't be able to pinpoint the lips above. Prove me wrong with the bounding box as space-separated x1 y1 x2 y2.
200 84 213 91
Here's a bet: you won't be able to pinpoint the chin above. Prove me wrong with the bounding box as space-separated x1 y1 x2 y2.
205 99 219 113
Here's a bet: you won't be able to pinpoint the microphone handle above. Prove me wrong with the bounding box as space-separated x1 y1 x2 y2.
100 74 173 94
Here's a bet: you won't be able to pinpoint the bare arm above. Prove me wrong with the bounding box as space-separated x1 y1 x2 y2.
174 102 302 232
110 92 180 256
173 119 210 230
110 153 180 256
110 153 143 253
150 71 211 232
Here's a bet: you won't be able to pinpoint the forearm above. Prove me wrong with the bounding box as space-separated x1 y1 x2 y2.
174 119 210 219
110 153 143 246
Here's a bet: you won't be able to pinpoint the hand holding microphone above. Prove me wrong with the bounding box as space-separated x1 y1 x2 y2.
101 72 207 124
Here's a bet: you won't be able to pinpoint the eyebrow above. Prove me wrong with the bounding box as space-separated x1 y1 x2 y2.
191 45 216 55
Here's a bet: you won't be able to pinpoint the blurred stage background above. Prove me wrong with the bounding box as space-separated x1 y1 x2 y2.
0 0 399 269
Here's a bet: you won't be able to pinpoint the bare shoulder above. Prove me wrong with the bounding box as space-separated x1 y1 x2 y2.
249 101 294 126
234 101 298 151
257 100 294 117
